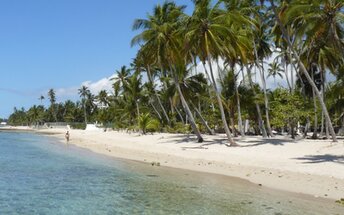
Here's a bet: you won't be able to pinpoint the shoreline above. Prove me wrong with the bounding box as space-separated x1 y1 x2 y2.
6 127 344 201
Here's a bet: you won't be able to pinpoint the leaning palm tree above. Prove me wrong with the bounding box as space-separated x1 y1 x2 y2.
131 1 204 142
268 0 339 142
133 50 171 124
78 85 91 124
287 0 344 139
184 0 248 145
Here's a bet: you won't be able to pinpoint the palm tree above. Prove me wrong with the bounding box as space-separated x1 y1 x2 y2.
287 0 344 139
268 0 339 142
185 0 247 145
78 85 91 124
267 61 284 86
111 65 130 93
123 72 143 125
97 90 109 108
133 51 171 124
177 65 215 135
47 89 57 122
252 19 274 137
132 1 204 142
38 95 45 105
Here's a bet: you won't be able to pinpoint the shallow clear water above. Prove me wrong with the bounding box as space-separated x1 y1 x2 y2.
0 132 343 215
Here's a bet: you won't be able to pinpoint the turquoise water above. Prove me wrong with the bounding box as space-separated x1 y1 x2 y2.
0 132 343 214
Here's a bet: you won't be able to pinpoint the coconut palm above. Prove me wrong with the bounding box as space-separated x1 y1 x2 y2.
268 61 284 86
38 95 45 105
268 0 339 142
184 0 248 145
286 0 344 139
78 85 91 124
47 89 57 122
252 18 274 137
111 66 131 93
133 50 171 124
97 90 109 107
132 1 204 142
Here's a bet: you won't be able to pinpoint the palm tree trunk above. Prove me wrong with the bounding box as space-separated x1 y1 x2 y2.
150 101 162 121
172 71 203 143
270 0 337 142
147 66 170 125
191 102 214 135
230 109 237 137
320 111 324 136
174 106 185 124
288 47 294 91
169 98 175 115
235 75 245 137
322 70 330 139
253 42 273 137
312 84 318 139
284 62 292 91
83 104 87 125
246 65 268 138
136 101 140 126
206 57 236 146
202 62 215 112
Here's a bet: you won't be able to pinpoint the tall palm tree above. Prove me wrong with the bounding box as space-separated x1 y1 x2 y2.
252 19 274 137
132 1 204 142
38 95 45 105
268 0 339 142
123 72 143 125
133 50 171 124
288 0 344 139
185 0 248 145
47 89 57 122
78 85 91 124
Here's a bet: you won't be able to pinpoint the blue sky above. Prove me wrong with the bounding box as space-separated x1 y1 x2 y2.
0 0 193 118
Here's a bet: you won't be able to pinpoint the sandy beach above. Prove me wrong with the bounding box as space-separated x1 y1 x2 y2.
6 127 344 201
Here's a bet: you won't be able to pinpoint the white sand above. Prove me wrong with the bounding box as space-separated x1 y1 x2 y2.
34 128 344 200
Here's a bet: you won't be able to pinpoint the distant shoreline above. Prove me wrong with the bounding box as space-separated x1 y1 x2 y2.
0 126 34 132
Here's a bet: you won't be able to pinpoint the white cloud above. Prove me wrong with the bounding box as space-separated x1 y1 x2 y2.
80 74 115 95
194 52 296 90
50 74 116 103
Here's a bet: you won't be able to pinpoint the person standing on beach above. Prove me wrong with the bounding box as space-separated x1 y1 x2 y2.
65 131 70 143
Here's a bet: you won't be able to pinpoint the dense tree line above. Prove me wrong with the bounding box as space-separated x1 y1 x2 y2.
8 0 344 144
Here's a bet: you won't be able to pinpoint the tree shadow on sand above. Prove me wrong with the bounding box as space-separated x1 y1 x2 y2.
159 134 295 148
238 138 293 147
293 154 344 164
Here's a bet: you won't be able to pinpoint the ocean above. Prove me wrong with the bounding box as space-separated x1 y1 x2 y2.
0 131 342 214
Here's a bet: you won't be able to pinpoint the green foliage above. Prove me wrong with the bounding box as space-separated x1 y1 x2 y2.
270 88 311 129
70 123 86 130
138 113 150 134
138 113 161 134
335 198 344 206
167 122 191 134
146 118 161 132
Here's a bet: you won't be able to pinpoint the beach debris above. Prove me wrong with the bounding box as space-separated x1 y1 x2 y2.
151 161 160 166
146 174 159 177
335 198 344 206
258 184 262 186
